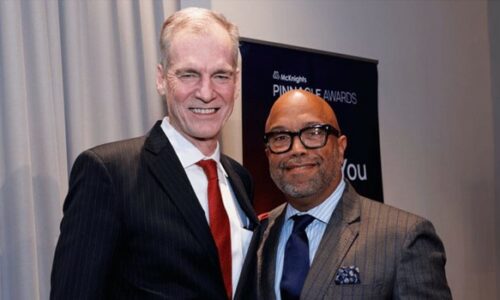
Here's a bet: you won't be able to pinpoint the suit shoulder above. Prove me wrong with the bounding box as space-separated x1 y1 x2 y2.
265 203 287 222
354 196 446 263
357 196 430 231
71 136 147 178
88 136 146 160
221 155 246 172
358 195 426 220
255 203 286 228
221 154 252 182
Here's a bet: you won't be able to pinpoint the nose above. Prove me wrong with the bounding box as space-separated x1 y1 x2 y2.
196 76 216 103
289 135 307 155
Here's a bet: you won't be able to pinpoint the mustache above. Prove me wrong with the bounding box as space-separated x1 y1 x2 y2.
279 156 322 169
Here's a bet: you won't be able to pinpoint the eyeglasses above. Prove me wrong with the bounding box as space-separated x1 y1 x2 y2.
264 124 341 154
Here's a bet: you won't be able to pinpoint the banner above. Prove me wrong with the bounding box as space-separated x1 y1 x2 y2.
240 39 382 214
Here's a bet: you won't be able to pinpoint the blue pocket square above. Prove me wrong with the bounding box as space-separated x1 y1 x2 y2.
334 265 361 285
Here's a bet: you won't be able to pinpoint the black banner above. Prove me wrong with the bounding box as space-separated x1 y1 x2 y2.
240 39 382 214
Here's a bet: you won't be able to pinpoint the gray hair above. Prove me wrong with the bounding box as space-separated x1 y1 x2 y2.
159 7 240 70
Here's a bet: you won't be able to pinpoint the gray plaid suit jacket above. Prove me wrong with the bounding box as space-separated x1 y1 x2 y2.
256 183 452 299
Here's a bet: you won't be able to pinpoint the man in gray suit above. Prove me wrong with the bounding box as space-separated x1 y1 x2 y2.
51 8 257 299
257 89 452 299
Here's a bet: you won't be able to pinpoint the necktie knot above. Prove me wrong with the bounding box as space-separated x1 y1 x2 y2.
197 159 218 180
291 214 315 233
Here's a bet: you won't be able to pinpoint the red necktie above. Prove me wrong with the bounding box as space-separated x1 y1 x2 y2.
197 159 232 299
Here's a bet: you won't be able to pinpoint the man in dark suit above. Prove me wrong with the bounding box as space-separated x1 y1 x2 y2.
257 89 452 299
50 7 258 300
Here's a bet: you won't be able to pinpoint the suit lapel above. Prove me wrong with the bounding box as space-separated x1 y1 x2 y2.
301 183 361 299
220 156 259 229
222 156 260 299
257 204 286 300
143 122 218 263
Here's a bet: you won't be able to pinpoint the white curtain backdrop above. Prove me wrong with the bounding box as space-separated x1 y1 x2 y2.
0 0 178 299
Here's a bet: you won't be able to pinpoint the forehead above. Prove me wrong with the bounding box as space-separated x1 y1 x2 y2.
168 26 234 68
267 99 332 131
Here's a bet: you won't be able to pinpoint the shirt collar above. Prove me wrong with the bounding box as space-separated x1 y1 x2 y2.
284 177 346 225
160 117 223 171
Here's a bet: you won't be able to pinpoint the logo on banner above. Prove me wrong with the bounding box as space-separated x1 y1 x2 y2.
272 70 307 84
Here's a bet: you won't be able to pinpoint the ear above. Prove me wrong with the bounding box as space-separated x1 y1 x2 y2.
337 135 348 161
233 68 241 101
265 147 271 159
156 64 167 95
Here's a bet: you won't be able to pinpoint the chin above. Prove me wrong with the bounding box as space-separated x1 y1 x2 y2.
287 174 314 184
186 123 216 134
191 130 220 141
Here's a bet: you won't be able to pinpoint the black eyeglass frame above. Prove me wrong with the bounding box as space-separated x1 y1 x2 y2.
263 124 341 154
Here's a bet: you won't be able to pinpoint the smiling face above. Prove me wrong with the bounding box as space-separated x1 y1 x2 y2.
265 90 347 211
156 24 237 155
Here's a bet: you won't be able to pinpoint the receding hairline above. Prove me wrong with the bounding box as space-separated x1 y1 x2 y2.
159 7 240 69
265 89 341 131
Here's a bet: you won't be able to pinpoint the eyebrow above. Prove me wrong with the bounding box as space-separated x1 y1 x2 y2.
267 126 287 132
212 68 235 75
174 68 199 75
267 122 324 132
173 66 235 74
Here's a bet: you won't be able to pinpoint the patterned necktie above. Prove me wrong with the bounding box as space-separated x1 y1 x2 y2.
197 159 232 299
280 214 315 300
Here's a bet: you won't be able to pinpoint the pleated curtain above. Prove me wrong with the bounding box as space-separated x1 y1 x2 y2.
0 1 176 299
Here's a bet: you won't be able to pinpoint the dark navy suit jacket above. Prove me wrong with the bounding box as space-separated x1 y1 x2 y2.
51 121 259 299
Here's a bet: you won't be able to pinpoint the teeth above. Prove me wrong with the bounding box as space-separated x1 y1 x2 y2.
191 108 217 114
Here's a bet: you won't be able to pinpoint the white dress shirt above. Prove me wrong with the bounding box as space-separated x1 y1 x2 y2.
161 117 253 298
